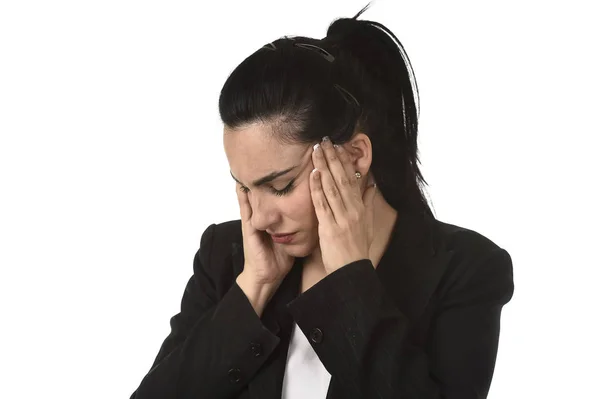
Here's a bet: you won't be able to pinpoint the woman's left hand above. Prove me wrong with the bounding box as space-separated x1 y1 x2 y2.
309 136 378 274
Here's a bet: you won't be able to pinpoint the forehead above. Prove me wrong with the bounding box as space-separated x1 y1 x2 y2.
223 122 310 176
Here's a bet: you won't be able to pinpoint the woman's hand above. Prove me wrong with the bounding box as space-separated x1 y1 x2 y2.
309 136 377 274
235 182 296 287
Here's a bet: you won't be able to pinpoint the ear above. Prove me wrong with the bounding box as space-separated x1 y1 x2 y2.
345 133 373 194
346 132 372 173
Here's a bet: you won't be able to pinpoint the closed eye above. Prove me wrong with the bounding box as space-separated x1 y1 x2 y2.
239 179 296 197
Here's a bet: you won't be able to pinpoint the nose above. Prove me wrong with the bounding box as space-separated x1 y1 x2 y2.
249 193 279 232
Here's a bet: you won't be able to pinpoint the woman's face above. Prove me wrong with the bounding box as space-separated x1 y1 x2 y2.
223 122 320 258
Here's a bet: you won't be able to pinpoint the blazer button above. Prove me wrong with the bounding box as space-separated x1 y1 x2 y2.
310 327 323 344
228 368 242 383
250 342 262 357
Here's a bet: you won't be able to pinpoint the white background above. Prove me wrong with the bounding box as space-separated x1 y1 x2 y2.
1 0 598 397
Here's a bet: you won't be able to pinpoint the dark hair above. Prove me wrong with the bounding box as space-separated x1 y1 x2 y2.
218 3 434 219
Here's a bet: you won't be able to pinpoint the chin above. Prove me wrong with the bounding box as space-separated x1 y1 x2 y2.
281 233 319 258
282 247 306 259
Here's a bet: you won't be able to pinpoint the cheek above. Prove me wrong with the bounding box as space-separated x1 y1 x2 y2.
282 181 315 218
297 184 319 226
283 189 312 215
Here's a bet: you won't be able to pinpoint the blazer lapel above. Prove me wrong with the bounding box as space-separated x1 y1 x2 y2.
324 212 454 399
375 211 454 323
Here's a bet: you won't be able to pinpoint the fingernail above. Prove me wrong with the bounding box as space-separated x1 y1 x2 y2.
313 143 320 152
322 136 330 142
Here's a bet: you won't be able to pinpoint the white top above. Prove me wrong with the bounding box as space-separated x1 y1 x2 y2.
282 321 332 398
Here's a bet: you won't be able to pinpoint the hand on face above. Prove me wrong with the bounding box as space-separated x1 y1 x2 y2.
236 179 296 286
309 136 377 274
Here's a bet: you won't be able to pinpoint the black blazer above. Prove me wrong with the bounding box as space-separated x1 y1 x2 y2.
130 211 514 398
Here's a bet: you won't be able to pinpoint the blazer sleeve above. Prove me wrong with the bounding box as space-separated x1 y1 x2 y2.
129 223 281 399
286 247 515 399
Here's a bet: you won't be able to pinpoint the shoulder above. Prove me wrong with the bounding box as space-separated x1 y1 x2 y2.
433 218 504 255
194 219 243 298
430 218 514 306
199 219 242 252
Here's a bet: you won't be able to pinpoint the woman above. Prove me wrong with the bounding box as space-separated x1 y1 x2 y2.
130 4 514 398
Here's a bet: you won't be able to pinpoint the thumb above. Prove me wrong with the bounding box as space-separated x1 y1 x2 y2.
362 172 377 206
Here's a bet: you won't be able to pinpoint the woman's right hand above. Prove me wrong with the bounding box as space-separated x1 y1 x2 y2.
235 185 296 288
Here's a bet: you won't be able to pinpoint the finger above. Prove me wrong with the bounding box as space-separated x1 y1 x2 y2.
333 143 362 205
313 142 346 222
321 139 360 213
309 166 337 227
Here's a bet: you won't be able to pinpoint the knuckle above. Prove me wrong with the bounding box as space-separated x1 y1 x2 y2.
339 176 351 188
326 185 339 198
318 199 329 211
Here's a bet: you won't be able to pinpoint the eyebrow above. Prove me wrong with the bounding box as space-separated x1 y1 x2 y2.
230 165 298 188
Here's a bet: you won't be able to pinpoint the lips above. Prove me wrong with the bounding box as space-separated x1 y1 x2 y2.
270 232 296 244
269 232 295 237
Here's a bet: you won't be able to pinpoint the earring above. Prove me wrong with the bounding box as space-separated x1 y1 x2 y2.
355 171 362 179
